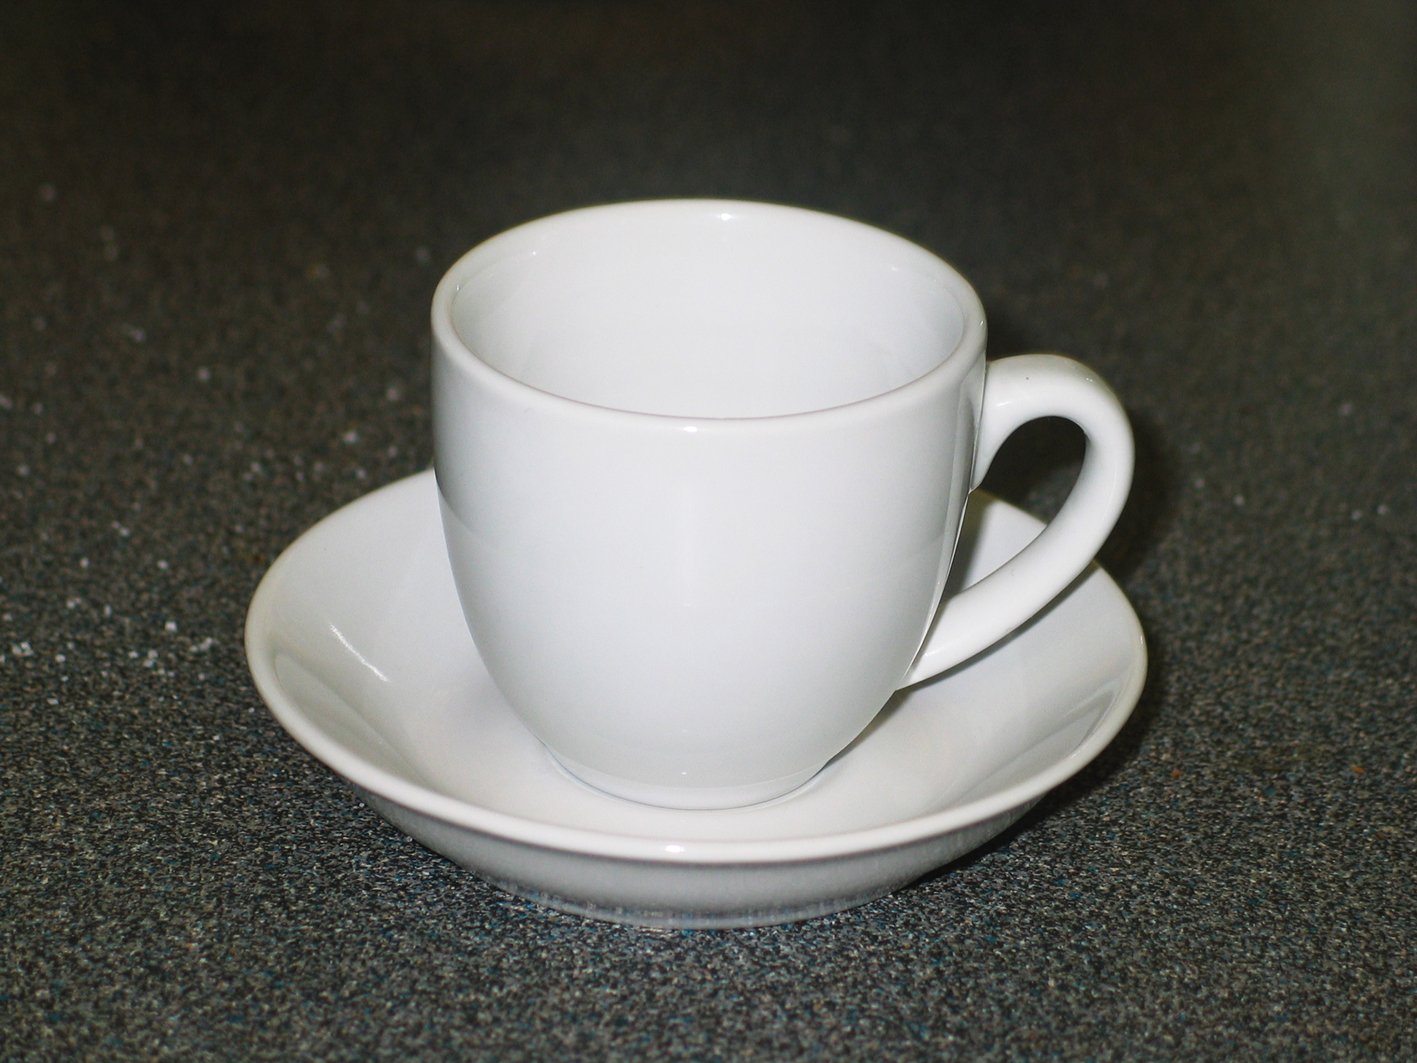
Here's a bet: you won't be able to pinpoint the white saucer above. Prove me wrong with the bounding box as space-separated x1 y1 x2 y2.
245 471 1145 928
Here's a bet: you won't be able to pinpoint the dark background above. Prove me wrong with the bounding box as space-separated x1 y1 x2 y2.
2 0 1413 1057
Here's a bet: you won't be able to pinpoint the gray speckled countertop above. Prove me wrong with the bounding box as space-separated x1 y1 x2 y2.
3 1 1413 1058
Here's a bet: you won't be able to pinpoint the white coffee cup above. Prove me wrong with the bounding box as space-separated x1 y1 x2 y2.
432 200 1132 809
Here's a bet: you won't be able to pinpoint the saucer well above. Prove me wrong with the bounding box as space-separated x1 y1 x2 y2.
245 471 1146 927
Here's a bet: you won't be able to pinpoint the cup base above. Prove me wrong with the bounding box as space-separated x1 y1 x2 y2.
549 751 821 811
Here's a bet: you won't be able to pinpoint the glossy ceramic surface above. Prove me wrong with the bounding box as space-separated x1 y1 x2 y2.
245 472 1146 927
433 200 1133 807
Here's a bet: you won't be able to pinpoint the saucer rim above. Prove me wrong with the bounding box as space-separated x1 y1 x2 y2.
245 470 1146 867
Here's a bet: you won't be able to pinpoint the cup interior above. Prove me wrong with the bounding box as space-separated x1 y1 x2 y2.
445 202 971 418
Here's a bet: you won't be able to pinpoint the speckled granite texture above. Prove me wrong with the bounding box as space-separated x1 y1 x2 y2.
2 0 1413 1058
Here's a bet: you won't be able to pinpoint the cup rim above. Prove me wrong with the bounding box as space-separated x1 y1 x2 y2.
431 198 988 429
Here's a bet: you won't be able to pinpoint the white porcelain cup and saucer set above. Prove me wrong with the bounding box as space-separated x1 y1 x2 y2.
246 200 1146 927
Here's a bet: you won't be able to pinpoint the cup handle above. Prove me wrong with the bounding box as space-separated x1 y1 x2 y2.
900 353 1134 687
